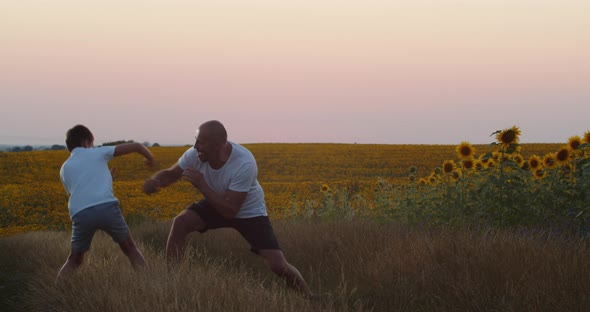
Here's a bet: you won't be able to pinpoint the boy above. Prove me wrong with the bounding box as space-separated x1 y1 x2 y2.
57 124 156 280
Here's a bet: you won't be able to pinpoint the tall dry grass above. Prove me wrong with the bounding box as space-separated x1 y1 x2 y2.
1 219 588 312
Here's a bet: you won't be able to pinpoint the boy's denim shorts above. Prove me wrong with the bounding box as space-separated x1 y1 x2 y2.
70 201 130 252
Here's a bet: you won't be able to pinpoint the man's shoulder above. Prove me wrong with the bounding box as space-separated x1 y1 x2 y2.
231 143 256 163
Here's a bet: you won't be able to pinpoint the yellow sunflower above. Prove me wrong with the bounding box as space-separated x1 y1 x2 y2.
492 151 502 163
320 184 331 194
555 146 570 165
428 174 438 185
418 178 428 185
528 155 542 170
456 141 476 160
533 168 546 179
479 154 490 164
451 170 462 181
543 153 557 169
584 130 590 144
442 160 456 174
462 158 475 170
474 160 484 171
496 126 521 147
512 154 524 167
408 174 416 183
562 163 573 175
568 135 582 151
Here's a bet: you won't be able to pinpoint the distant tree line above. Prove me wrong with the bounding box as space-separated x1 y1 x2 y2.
7 145 67 152
4 141 159 152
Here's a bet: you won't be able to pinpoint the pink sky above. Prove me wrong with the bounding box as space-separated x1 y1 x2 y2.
1 1 589 145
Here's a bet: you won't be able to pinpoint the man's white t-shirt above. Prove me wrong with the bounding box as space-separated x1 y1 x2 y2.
60 146 118 219
178 142 267 218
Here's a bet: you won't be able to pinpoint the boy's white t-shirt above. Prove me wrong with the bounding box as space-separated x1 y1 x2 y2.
178 142 267 218
60 146 118 218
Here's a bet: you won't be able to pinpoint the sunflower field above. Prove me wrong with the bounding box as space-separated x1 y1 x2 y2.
1 127 589 237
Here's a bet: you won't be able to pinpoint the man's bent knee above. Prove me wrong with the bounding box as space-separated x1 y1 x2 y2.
67 251 85 267
259 250 289 274
118 238 138 254
172 210 205 234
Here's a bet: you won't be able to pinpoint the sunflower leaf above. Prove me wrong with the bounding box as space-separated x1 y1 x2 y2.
490 130 502 136
481 152 493 160
488 142 499 148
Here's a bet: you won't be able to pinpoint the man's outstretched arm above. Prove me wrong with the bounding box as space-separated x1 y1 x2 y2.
143 163 183 194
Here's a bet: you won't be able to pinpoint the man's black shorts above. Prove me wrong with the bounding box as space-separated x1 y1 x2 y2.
186 199 280 253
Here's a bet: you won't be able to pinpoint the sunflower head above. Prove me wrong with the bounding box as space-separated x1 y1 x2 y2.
428 174 438 185
512 154 524 166
492 151 502 162
408 174 416 182
320 184 331 194
584 130 590 144
543 153 557 169
555 147 570 165
496 126 521 147
433 167 442 175
442 160 456 174
533 168 546 179
456 142 475 159
409 166 417 175
474 160 484 171
562 163 573 175
528 155 542 170
462 158 475 170
451 170 461 181
568 135 582 150
479 154 490 164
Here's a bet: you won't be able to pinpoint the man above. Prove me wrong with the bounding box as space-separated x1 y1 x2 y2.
142 120 312 296
58 125 155 281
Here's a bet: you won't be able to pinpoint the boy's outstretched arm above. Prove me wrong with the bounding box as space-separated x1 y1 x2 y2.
143 163 183 194
113 142 156 168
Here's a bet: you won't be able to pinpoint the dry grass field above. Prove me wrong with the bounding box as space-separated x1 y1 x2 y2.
2 220 589 311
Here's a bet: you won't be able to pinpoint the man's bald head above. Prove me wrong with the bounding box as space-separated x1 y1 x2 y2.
198 120 228 144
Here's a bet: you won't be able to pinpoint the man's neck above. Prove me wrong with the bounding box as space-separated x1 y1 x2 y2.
209 142 231 169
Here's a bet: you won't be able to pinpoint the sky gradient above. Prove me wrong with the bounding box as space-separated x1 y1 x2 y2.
2 0 589 146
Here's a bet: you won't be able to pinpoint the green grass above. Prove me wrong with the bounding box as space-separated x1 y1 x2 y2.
1 218 589 311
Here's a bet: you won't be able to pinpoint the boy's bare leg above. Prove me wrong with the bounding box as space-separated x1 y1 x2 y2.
258 249 313 297
119 238 147 269
56 251 85 282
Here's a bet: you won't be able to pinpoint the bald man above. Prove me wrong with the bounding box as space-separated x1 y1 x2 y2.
143 120 312 296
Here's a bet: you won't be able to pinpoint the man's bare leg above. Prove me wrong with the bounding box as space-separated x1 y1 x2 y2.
258 249 313 297
166 210 205 263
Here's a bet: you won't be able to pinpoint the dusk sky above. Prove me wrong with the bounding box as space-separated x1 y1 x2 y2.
1 1 589 146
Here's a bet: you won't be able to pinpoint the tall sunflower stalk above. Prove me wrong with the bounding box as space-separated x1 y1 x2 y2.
486 126 522 224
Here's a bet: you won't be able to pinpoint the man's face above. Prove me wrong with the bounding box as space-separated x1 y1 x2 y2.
194 128 217 163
